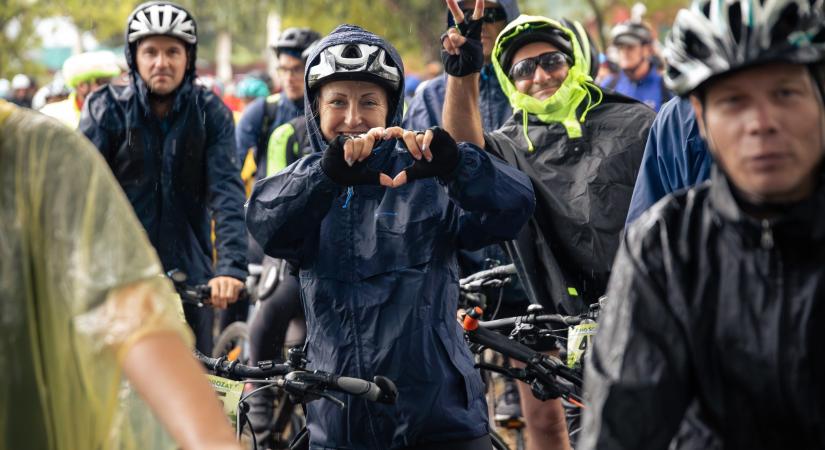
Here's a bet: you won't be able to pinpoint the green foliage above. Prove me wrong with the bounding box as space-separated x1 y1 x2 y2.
175 0 272 67
0 0 690 81
0 0 46 78
44 0 139 42
278 0 445 72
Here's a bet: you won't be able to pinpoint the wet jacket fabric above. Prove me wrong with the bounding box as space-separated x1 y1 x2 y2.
79 70 248 285
401 0 519 131
485 92 654 314
477 16 655 314
1 100 191 450
235 93 304 164
581 166 825 449
625 96 712 225
246 24 535 450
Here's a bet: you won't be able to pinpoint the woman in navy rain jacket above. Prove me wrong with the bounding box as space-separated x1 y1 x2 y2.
247 25 535 450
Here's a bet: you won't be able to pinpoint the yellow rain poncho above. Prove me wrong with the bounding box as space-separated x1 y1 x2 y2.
0 100 192 449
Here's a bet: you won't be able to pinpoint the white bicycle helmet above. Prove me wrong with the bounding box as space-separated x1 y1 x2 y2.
11 74 31 90
62 51 122 89
127 1 197 45
664 0 825 95
307 43 401 91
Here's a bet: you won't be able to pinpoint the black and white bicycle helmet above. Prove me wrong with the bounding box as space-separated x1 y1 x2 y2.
664 0 825 96
127 2 197 45
307 43 401 91
274 28 321 58
125 2 198 74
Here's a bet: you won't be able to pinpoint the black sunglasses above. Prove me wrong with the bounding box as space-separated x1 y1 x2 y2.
508 51 571 81
460 7 508 23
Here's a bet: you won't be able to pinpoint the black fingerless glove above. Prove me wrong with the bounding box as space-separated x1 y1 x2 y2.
320 135 380 186
405 127 461 182
440 17 484 77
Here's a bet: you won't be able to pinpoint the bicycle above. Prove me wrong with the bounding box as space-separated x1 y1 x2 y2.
458 263 603 448
170 269 308 449
194 346 397 450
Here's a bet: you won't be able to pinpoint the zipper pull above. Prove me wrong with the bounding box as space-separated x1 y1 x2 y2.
761 219 774 249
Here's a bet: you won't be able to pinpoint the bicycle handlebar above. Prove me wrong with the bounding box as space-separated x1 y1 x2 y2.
281 371 398 405
194 350 398 406
195 349 291 378
480 313 584 329
460 263 518 282
462 308 583 402
168 270 249 307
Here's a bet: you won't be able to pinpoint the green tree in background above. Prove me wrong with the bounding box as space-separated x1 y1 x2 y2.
1 0 690 81
1 1 46 78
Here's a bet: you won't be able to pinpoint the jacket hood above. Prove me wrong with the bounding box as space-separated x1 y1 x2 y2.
446 0 521 26
303 24 405 153
491 15 601 143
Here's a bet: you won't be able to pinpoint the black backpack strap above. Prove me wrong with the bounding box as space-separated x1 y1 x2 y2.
255 94 281 168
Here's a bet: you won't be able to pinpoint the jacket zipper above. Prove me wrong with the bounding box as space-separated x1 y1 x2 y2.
761 219 774 249
761 218 790 418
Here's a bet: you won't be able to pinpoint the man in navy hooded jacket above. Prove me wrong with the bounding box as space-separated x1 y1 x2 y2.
247 24 534 450
79 1 248 354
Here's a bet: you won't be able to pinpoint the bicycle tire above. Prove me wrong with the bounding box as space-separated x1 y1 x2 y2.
213 321 249 360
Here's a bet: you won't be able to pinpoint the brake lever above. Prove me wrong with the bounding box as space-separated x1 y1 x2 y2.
313 390 346 409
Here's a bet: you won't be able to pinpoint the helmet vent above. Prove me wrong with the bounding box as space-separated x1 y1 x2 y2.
729 3 743 44
772 4 801 46
342 45 362 59
685 30 712 61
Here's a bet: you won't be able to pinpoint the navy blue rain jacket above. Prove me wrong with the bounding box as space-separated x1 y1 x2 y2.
625 96 712 225
600 64 671 112
247 25 535 450
235 93 303 163
79 53 248 284
402 0 520 131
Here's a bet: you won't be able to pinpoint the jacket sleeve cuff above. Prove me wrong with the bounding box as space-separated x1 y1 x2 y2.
443 142 485 184
214 266 247 281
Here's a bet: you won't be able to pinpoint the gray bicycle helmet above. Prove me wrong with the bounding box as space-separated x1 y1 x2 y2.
610 21 654 46
664 0 825 96
307 43 401 92
274 27 321 58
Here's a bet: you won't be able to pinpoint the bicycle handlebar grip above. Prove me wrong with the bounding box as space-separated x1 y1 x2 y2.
332 376 381 403
373 375 398 404
469 326 536 362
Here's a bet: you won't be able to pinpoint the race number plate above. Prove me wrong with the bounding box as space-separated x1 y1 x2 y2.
206 375 244 427
567 322 598 368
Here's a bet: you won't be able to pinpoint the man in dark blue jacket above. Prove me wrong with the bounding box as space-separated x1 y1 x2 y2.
235 27 321 171
403 0 520 131
79 1 248 354
600 21 672 111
